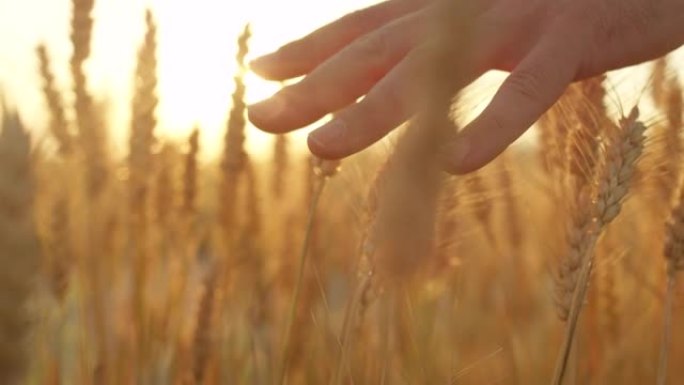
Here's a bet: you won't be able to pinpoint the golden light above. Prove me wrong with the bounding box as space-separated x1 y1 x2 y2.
2 0 681 160
0 0 381 160
150 0 382 159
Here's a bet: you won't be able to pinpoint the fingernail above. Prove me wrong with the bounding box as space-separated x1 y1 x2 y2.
440 137 470 174
250 51 278 71
308 120 348 152
248 94 287 123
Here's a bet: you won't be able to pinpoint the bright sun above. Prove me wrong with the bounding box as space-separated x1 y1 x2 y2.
0 0 380 160
150 0 381 160
6 0 678 160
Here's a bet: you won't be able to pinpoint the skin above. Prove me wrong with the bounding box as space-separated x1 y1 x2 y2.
247 0 684 174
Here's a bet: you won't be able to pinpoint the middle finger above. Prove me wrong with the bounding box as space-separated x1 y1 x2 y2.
249 9 428 134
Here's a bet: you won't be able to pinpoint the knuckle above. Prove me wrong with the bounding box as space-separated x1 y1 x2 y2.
282 37 317 63
380 83 406 116
486 111 507 134
366 85 405 128
280 85 325 116
504 68 546 105
355 99 383 132
356 32 391 67
345 8 382 33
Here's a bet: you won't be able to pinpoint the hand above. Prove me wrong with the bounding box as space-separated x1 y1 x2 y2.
248 0 684 174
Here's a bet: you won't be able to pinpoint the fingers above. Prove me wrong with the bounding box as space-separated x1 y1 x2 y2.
442 27 583 174
250 0 427 80
248 11 426 133
307 45 484 160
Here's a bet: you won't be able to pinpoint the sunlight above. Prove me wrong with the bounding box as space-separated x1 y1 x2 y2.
150 0 381 159
0 0 379 159
149 0 284 159
2 0 680 160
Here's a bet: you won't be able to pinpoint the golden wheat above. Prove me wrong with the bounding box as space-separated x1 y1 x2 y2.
0 108 40 385
553 108 647 385
37 45 72 157
7 5 684 385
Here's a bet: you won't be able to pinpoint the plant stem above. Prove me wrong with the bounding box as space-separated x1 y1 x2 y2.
657 273 676 385
552 234 599 385
276 176 327 385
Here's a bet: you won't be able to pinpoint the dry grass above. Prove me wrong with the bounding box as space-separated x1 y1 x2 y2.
0 4 682 385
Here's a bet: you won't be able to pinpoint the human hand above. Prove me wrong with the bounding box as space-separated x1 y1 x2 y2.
248 0 684 174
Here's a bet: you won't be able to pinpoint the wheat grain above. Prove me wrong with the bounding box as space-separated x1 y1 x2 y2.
564 76 608 192
553 107 646 385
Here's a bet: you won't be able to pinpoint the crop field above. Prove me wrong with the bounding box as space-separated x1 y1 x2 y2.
0 1 683 384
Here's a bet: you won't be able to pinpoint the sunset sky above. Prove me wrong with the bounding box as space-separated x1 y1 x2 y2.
0 0 681 158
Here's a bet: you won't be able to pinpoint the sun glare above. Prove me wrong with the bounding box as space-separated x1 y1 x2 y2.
149 0 287 159
8 0 679 161
150 0 381 159
0 0 380 160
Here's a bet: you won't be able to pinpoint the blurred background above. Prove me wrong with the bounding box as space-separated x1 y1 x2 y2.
0 1 683 385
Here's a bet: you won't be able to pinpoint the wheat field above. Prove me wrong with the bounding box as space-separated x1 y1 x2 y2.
0 2 683 385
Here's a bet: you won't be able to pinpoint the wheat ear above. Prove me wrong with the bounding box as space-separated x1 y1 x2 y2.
552 107 646 385
36 45 72 157
71 0 108 196
219 24 251 235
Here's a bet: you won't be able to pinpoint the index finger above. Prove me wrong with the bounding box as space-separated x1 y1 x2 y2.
250 0 428 80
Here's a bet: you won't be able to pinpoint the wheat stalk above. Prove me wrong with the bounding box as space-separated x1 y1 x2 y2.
193 262 217 385
658 170 684 385
539 98 572 176
651 57 669 109
155 145 178 236
37 45 73 157
372 0 477 284
497 155 523 252
0 107 40 385
564 76 608 193
71 0 108 196
552 107 646 385
47 196 72 303
183 128 200 217
128 10 159 378
219 24 251 236
271 134 289 200
331 159 387 385
129 9 159 213
276 158 339 385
